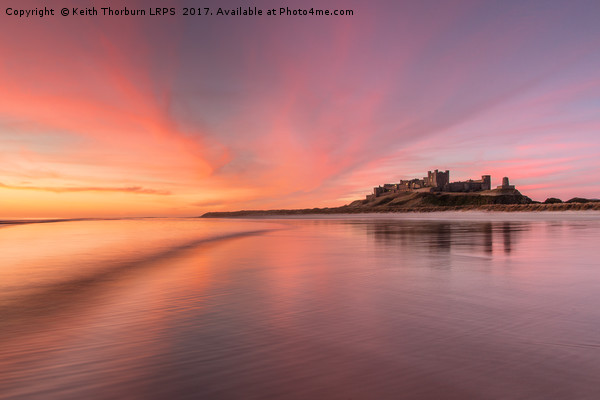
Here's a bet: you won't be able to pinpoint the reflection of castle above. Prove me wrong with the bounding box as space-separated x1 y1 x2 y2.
368 169 514 200
360 220 525 255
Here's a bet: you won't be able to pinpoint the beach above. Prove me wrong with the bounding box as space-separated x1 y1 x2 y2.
2 213 600 399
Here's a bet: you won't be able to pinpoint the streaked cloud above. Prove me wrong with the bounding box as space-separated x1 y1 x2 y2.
0 182 170 195
1 0 599 216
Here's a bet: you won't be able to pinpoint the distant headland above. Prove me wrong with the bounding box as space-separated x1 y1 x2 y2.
202 169 600 217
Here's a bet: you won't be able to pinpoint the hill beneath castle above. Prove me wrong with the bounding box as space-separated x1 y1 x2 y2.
348 188 531 208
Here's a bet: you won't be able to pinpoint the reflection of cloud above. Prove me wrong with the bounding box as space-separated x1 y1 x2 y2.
0 182 170 195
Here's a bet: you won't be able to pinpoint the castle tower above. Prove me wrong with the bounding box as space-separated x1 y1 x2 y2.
497 176 515 190
482 175 491 190
427 169 450 188
441 170 450 187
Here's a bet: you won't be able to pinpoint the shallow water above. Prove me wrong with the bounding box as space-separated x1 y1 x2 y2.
1 213 600 399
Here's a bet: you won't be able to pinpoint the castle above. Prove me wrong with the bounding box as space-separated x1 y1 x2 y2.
367 169 515 200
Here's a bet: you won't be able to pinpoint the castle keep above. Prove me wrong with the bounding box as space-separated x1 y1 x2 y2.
367 169 509 200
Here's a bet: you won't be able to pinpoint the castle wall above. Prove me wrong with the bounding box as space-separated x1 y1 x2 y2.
444 181 484 192
368 170 498 199
443 175 491 192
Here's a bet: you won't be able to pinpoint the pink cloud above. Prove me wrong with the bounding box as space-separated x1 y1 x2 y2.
1 1 599 216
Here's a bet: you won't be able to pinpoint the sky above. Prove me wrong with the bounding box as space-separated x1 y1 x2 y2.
1 0 599 217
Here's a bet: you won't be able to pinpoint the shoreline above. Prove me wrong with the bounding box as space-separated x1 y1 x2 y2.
3 204 599 223
201 202 600 218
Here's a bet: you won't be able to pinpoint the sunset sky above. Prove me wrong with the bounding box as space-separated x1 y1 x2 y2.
1 0 599 217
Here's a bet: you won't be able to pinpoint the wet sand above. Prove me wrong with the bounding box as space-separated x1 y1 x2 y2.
2 215 600 399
